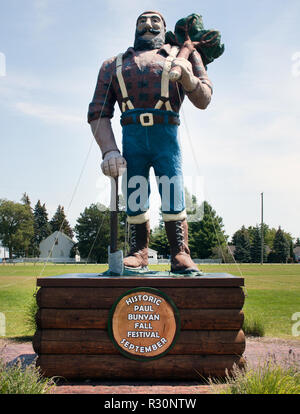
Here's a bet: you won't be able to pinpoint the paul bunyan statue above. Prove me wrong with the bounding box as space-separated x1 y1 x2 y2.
88 11 224 274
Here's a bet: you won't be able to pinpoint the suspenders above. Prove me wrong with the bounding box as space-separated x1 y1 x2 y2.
116 46 179 113
155 47 179 111
116 53 135 113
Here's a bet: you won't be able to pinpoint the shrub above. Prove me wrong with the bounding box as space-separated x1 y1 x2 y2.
209 357 300 394
23 293 38 334
0 357 55 394
242 313 265 337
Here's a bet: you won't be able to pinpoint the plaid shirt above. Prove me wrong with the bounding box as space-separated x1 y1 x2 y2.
88 44 213 123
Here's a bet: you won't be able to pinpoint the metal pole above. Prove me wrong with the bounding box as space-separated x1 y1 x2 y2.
261 192 264 265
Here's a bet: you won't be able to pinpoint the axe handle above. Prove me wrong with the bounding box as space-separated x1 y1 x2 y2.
169 41 195 82
110 176 118 253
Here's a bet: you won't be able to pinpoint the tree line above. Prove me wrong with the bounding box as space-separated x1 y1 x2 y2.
231 225 297 264
0 194 73 259
0 193 298 263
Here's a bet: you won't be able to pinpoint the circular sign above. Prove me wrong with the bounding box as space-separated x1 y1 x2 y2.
108 287 180 361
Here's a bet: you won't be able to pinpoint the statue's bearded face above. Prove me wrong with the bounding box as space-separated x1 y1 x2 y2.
134 13 166 50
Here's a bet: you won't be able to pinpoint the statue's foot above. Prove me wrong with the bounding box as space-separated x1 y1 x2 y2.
123 251 148 269
171 251 199 273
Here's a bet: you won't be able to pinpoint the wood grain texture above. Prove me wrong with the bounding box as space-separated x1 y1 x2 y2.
36 308 244 330
32 329 245 356
36 354 246 379
36 287 245 309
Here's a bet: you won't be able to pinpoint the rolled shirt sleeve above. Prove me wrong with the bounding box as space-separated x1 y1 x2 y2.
87 58 117 123
189 50 213 94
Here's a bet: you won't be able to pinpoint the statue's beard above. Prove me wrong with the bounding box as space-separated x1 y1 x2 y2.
134 28 165 51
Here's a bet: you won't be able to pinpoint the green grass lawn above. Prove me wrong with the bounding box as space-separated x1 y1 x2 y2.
0 263 299 340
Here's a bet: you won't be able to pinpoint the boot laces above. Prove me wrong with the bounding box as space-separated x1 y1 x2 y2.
175 221 185 247
130 224 137 251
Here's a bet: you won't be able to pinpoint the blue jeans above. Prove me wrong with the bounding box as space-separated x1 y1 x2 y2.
121 108 185 217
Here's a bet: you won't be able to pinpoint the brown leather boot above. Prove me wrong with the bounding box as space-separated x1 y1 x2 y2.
124 221 150 269
165 219 199 273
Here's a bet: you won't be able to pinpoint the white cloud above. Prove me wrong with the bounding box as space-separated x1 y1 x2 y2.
15 101 84 125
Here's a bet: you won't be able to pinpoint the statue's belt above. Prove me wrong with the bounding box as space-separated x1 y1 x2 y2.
121 112 180 127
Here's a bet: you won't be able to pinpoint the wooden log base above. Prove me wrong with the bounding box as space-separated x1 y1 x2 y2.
34 273 245 380
33 329 245 356
36 308 244 330
36 354 246 380
36 286 244 309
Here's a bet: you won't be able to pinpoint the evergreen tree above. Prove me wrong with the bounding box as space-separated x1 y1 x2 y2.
188 201 228 259
264 227 277 249
259 224 293 252
272 227 289 263
149 226 170 258
233 226 251 263
74 203 125 263
289 239 295 262
149 200 227 260
250 225 267 263
149 207 169 257
295 238 300 247
21 192 31 208
50 205 74 239
74 204 109 262
20 193 35 256
32 200 51 255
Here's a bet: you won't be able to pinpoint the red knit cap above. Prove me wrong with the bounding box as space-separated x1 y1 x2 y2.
136 11 166 27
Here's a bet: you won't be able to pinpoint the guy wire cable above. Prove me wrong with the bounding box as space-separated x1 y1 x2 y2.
36 76 113 284
175 82 246 286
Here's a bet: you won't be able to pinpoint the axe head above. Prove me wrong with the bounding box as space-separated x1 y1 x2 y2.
108 246 124 276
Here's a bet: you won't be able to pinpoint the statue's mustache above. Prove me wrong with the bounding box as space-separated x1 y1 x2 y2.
137 27 161 36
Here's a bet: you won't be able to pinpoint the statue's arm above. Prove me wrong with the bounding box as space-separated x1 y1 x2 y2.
171 50 213 109
88 60 126 177
187 50 213 109
90 117 126 178
90 117 119 158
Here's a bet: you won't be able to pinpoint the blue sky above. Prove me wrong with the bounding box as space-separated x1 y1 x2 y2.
1 0 300 240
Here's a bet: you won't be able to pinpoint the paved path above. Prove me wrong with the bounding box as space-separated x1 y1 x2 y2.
1 337 300 394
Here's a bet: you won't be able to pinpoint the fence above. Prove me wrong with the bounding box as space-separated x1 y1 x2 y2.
2 257 223 265
1 258 88 264
157 258 222 264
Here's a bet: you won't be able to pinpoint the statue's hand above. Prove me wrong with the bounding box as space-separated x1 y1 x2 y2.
170 57 199 93
101 151 127 177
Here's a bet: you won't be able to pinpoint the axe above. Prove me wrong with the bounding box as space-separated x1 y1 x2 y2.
108 176 124 275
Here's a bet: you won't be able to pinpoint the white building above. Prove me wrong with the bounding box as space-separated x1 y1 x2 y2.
0 244 9 260
39 231 75 262
148 248 158 264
